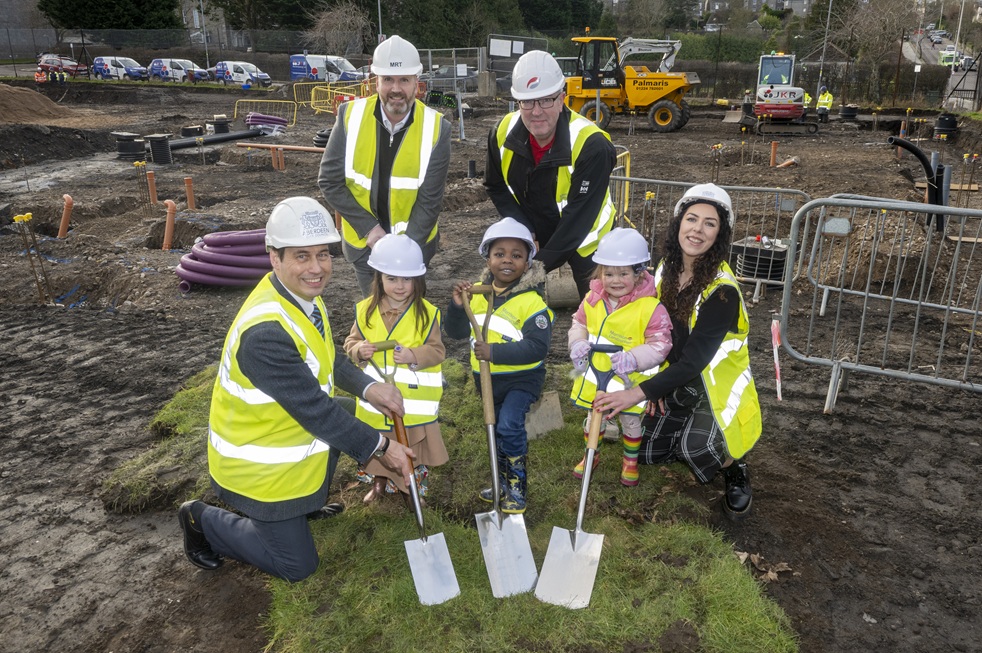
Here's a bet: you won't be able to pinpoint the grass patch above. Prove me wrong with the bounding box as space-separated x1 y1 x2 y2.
119 360 797 651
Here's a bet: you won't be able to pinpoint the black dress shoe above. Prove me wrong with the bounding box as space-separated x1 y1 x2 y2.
306 502 345 520
722 461 753 521
178 500 223 570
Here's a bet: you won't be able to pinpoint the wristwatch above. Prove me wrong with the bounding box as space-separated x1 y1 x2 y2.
372 437 390 459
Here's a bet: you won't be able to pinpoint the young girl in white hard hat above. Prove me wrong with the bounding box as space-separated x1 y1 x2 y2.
594 184 762 520
568 227 673 486
444 217 554 513
344 233 448 505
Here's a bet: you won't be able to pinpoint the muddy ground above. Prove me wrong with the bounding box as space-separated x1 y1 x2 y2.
0 81 980 653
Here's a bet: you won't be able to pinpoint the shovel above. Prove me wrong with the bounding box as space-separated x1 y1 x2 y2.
393 413 460 605
536 343 622 609
362 342 460 606
464 285 538 597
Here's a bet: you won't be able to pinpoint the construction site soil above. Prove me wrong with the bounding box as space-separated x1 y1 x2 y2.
1 81 980 653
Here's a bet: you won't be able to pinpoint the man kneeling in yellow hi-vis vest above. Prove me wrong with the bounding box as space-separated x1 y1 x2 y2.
177 197 415 582
318 35 452 299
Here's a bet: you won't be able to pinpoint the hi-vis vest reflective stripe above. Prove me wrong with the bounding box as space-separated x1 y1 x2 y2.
817 92 833 109
208 275 336 503
570 296 662 414
469 289 553 374
496 111 615 257
341 96 441 248
654 262 762 459
354 298 443 429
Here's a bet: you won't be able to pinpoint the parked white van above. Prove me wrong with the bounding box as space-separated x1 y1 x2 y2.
148 58 210 82
214 60 272 87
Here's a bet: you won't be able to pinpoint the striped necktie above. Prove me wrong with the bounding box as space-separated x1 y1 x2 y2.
310 305 325 338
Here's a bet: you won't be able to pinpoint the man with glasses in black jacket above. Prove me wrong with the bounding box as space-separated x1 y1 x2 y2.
485 50 617 299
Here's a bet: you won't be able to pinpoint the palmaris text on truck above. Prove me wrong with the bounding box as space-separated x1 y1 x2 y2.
215 61 272 87
289 54 365 81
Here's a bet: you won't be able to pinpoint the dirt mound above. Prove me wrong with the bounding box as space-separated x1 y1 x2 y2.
0 83 74 123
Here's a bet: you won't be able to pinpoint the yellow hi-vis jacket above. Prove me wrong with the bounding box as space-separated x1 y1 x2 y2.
817 91 834 110
208 275 335 503
496 111 615 257
354 298 443 429
570 296 662 415
803 92 812 107
654 261 762 459
469 289 553 374
340 95 442 248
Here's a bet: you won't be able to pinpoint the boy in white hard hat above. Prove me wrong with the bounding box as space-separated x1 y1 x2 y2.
319 35 452 298
177 197 415 582
485 50 617 300
444 217 554 513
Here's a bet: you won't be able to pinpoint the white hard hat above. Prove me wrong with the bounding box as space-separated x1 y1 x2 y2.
593 228 650 266
511 50 566 100
371 35 422 76
265 197 340 250
478 217 537 263
674 183 736 227
367 234 426 277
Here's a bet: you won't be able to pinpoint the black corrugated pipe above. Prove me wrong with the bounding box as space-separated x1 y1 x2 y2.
156 128 264 152
888 136 945 231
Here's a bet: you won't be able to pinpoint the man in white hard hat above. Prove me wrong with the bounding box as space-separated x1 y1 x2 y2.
177 197 415 583
485 50 617 299
318 35 452 298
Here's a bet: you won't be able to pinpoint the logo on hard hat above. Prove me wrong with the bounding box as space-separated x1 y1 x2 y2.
525 76 541 90
300 211 330 237
390 61 402 68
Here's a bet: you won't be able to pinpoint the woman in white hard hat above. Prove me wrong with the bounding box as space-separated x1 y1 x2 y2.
444 217 554 514
344 234 448 505
594 184 762 520
568 228 673 487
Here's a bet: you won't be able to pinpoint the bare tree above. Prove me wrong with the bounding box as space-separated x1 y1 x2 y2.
302 0 372 56
849 0 915 94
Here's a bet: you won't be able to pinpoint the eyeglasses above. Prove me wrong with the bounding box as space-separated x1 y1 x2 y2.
516 92 563 110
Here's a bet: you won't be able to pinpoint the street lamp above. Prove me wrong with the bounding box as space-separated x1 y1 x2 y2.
816 0 834 100
954 0 967 59
378 0 383 43
199 0 210 69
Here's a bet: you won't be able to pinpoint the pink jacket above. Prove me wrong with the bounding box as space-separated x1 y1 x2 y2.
568 271 672 370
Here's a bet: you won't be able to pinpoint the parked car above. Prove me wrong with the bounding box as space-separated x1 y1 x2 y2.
148 58 209 82
92 56 148 81
37 54 88 78
214 60 271 87
289 54 365 82
419 64 478 92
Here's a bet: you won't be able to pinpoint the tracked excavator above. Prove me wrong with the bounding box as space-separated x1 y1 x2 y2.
564 36 700 132
735 53 818 136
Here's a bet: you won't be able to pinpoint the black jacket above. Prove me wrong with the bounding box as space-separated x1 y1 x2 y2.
484 107 616 272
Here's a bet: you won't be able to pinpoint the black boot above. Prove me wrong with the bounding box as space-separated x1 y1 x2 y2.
178 500 223 570
722 460 752 521
479 450 508 503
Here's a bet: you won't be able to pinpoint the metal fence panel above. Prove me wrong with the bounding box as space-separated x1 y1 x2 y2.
609 176 811 298
779 196 982 412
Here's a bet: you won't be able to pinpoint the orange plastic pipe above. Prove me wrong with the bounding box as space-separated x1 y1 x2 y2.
770 141 779 167
184 176 196 210
57 194 74 238
162 199 176 251
234 143 325 153
147 170 158 205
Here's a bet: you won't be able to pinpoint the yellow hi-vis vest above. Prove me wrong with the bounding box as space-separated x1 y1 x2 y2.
340 95 442 248
570 296 662 414
817 92 833 110
469 289 553 374
496 111 615 257
803 92 812 107
354 298 443 429
654 261 762 459
208 275 336 503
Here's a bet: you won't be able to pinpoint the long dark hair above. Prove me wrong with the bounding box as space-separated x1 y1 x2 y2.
658 202 732 322
364 273 431 335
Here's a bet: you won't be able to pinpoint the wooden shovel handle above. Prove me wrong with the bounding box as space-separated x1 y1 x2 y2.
369 339 399 351
393 413 411 448
586 408 603 451
463 288 496 425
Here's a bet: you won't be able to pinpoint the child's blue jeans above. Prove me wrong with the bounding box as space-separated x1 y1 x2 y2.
493 389 537 457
